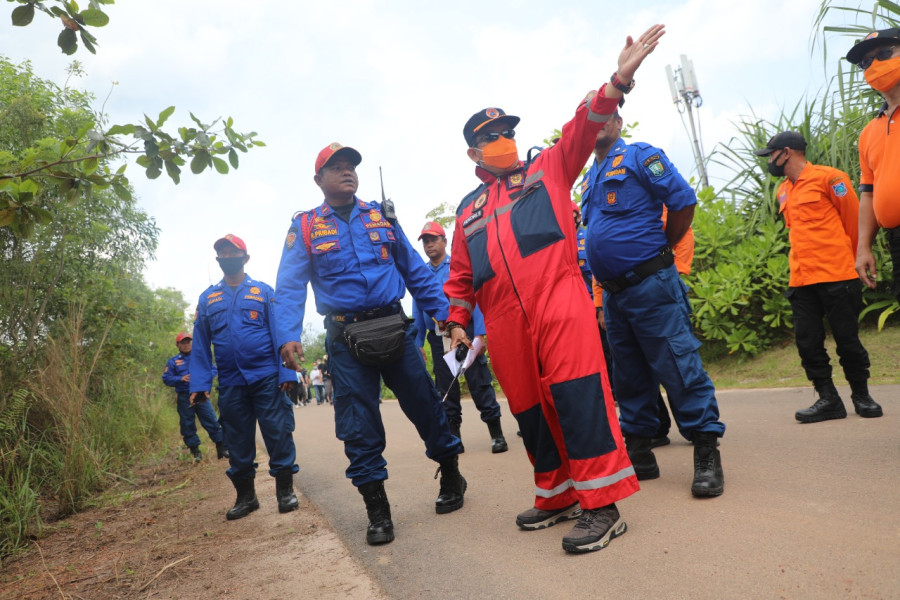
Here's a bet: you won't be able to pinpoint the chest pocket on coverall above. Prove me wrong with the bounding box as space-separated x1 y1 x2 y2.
509 180 564 257
789 194 822 224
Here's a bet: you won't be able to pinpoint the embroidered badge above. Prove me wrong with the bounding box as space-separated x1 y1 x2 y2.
208 296 223 305
380 246 389 260
386 230 395 241
243 294 264 302
369 231 380 241
486 108 499 118
605 167 626 177
643 154 666 177
578 259 585 266
311 228 338 240
612 155 624 168
607 191 617 205
314 241 339 253
249 310 258 320
369 210 382 222
832 182 848 197
208 291 223 299
250 286 260 295
509 172 523 187
463 209 484 228
474 191 488 209
313 218 335 230
580 180 588 195
285 228 297 249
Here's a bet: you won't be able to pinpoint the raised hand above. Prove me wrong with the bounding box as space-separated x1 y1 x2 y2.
617 24 666 82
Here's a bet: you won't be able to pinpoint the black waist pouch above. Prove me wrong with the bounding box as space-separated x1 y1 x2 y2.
342 312 412 366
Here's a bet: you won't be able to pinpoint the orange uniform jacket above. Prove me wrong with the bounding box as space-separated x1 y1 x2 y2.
776 162 859 287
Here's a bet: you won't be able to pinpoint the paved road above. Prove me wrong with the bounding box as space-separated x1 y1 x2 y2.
292 385 899 600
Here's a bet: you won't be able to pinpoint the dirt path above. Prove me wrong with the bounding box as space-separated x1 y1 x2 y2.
0 446 386 599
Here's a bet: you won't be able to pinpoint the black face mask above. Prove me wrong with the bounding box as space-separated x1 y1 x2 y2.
767 150 788 177
217 256 245 276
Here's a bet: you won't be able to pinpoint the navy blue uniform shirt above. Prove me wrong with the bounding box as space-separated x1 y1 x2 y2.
274 198 449 346
581 139 695 281
190 274 293 392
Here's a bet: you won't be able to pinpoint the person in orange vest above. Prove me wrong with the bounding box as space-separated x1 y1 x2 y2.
755 131 882 422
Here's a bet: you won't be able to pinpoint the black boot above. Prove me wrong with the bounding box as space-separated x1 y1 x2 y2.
848 380 883 418
796 379 847 423
448 420 464 453
275 470 299 513
189 446 202 462
216 442 229 460
358 481 394 545
226 477 260 520
691 432 724 497
434 455 467 514
486 418 508 454
624 435 659 480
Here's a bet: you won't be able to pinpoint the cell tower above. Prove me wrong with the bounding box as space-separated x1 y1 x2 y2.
665 55 708 188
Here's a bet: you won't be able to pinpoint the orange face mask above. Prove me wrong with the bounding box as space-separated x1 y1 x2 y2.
865 55 900 93
479 137 519 171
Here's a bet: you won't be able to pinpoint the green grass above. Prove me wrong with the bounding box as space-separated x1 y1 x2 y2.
705 324 900 389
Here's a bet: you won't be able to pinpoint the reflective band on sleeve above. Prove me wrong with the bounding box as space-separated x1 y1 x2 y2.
587 108 612 123
448 297 474 313
522 170 544 188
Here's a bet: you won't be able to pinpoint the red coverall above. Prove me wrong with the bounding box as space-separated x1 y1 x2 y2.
445 89 639 511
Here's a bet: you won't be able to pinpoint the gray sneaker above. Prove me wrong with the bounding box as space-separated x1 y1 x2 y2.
561 505 627 553
516 502 581 530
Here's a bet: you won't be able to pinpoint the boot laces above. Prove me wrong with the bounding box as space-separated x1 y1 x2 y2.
695 445 717 471
573 508 615 532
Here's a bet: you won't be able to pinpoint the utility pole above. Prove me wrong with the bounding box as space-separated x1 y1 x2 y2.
665 55 708 188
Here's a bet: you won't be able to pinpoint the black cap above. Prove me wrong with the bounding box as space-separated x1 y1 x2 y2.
463 108 520 147
754 131 807 156
846 27 900 65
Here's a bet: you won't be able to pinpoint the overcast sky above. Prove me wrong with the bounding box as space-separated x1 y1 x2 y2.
2 1 858 333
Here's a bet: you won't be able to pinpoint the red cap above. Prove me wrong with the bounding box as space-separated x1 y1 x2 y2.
571 201 581 215
418 221 446 240
175 332 192 343
213 234 247 254
315 143 362 174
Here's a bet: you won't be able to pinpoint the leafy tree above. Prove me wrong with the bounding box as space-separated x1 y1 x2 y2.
0 56 263 235
9 0 114 55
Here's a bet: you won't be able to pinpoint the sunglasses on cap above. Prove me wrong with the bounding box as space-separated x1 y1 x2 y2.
858 45 899 70
476 129 516 144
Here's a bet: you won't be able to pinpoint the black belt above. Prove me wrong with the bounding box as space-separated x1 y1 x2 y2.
600 246 674 294
329 302 401 324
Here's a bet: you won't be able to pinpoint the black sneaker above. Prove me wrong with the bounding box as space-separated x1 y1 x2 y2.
516 502 581 530
561 505 627 554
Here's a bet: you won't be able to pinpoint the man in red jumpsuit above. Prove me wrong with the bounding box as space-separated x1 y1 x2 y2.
443 24 664 554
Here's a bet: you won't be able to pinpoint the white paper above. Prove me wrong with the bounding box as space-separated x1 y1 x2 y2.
442 337 484 375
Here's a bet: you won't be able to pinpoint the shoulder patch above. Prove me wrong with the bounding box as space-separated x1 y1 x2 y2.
285 226 298 249
832 182 848 197
642 153 666 177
